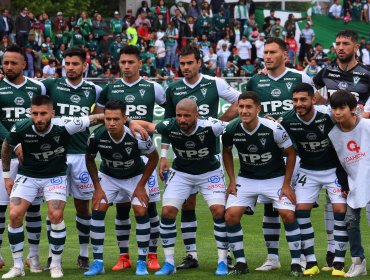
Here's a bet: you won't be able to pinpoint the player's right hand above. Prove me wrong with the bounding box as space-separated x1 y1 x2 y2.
15 145 24 165
226 182 237 200
92 186 108 210
159 158 170 181
4 178 14 196
129 122 148 140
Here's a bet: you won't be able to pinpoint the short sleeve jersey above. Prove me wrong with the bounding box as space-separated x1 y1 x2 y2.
156 117 226 175
87 125 155 179
42 77 102 154
246 68 313 119
280 107 338 171
6 116 90 178
97 77 166 122
222 117 292 179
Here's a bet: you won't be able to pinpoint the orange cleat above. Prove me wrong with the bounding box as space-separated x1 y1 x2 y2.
147 253 161 270
112 254 131 271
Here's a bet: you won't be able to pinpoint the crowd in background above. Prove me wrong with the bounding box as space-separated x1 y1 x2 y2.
0 0 369 82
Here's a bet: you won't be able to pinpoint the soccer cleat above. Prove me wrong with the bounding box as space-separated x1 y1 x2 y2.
322 251 335 271
112 254 131 271
227 262 249 275
50 265 64 278
44 257 52 271
84 260 105 276
255 258 281 271
176 255 199 270
0 258 5 269
227 255 234 270
154 262 176 276
290 263 303 277
2 266 25 279
147 254 160 270
344 257 367 277
77 255 90 270
303 265 320 276
25 256 42 273
332 262 345 277
136 260 149 276
215 261 228 276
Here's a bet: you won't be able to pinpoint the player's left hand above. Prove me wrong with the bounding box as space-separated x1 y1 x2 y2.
15 145 24 165
92 186 108 210
132 186 149 207
280 184 296 205
341 191 349 198
129 122 148 140
4 178 14 196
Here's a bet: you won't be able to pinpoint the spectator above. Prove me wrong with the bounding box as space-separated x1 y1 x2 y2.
284 13 309 37
77 11 93 38
363 0 370 23
208 46 218 71
15 7 31 47
263 9 277 35
228 47 242 72
135 12 151 28
234 21 242 45
85 32 99 52
217 43 231 72
110 11 123 35
362 41 370 65
0 9 14 40
234 0 249 33
156 0 170 22
301 21 315 48
222 60 238 77
255 32 265 60
213 8 227 42
30 22 44 48
126 18 138 46
270 18 284 37
170 2 187 17
37 43 55 71
141 57 156 77
90 54 103 77
304 44 315 65
241 59 255 76
93 13 109 41
69 26 85 48
153 13 167 32
109 34 124 61
136 1 150 17
0 34 12 54
26 31 40 52
138 22 152 43
157 64 175 88
304 58 321 77
42 59 58 78
164 21 178 68
171 8 187 38
23 45 37 78
312 43 327 66
54 43 66 66
154 32 166 69
216 32 231 51
327 45 337 62
147 10 156 28
344 11 353 23
272 27 284 40
201 1 213 18
200 34 211 57
68 15 77 29
182 16 197 43
285 32 298 66
197 9 212 36
237 34 252 63
53 11 69 33
329 0 342 19
188 0 201 20
352 0 363 20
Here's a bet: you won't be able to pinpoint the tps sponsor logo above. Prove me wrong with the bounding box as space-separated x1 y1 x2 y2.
51 177 63 185
344 140 366 164
79 172 90 184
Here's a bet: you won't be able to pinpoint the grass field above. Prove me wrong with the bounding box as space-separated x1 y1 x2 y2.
0 160 369 279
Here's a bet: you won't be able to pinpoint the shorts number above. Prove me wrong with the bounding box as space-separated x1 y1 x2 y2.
296 174 307 186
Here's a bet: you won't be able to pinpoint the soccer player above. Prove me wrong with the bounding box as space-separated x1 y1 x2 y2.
1 95 103 279
160 45 240 270
245 37 312 271
328 90 370 277
313 30 370 270
223 91 301 277
0 45 46 273
132 98 229 276
41 47 103 270
280 83 348 276
84 100 159 276
93 45 165 271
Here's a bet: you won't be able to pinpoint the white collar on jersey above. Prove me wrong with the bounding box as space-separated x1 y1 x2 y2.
120 77 142 87
108 129 126 144
182 74 203 89
32 123 54 137
267 68 288 81
4 77 28 89
296 109 317 126
239 117 261 135
65 78 84 89
180 120 199 136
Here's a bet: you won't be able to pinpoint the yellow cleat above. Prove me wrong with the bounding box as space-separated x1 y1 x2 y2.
303 265 320 276
332 268 346 277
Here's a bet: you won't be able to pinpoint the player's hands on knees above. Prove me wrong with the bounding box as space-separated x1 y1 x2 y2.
280 183 296 205
159 157 170 181
226 181 237 200
92 185 108 210
341 191 349 198
15 145 24 165
129 122 148 140
132 185 149 207
4 178 14 196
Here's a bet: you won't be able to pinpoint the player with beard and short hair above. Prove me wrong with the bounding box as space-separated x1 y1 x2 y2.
280 83 348 277
0 45 46 273
40 47 103 271
313 30 370 271
1 95 103 279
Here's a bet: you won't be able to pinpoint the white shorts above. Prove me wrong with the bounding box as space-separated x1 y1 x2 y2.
226 176 295 211
0 159 19 205
10 175 67 203
99 172 149 207
142 156 160 203
163 168 226 209
295 167 346 204
67 154 94 200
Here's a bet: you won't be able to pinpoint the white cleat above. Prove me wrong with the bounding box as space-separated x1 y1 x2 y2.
50 265 64 278
26 256 42 273
2 266 25 279
345 257 367 278
255 258 281 271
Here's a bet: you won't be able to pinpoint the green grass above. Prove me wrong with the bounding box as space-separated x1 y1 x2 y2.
0 160 369 279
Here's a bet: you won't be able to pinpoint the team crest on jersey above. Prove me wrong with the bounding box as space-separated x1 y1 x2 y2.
188 95 197 102
286 82 292 90
198 135 205 143
185 141 196 149
53 136 60 144
338 82 348 90
40 144 51 151
271 89 281 97
353 76 360 86
14 97 25 106
306 132 317 141
125 95 135 103
125 147 132 155
70 95 81 103
139 89 145 97
28 91 34 99
247 145 258 152
201 88 207 97
113 153 123 160
318 124 325 134
259 138 266 148
84 90 90 98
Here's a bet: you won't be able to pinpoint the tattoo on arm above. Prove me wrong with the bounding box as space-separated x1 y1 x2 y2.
10 197 21 206
1 139 12 172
